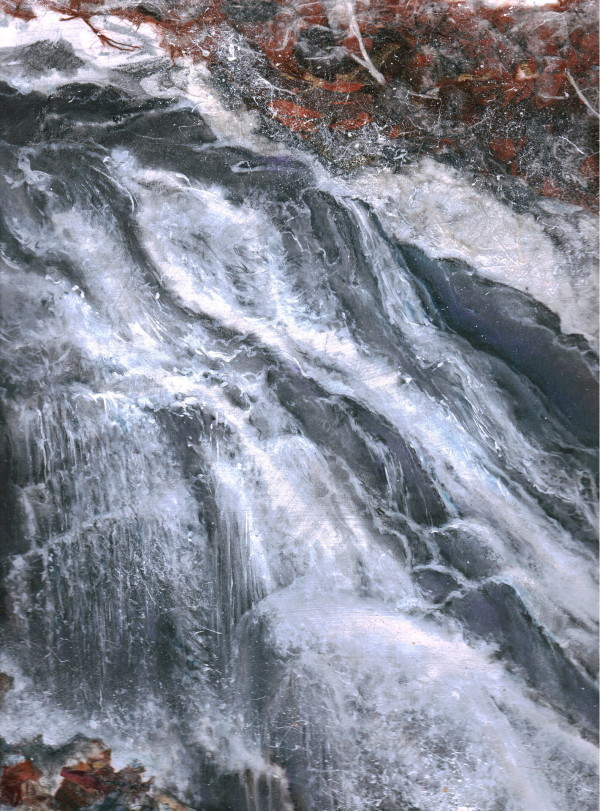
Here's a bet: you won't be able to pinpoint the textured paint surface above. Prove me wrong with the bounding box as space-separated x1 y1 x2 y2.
0 4 597 811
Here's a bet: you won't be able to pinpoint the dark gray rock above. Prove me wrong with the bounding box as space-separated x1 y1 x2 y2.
447 581 598 737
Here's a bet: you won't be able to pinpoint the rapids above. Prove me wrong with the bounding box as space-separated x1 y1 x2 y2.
0 22 598 811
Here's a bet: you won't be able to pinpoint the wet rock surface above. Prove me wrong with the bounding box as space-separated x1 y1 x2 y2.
0 5 597 811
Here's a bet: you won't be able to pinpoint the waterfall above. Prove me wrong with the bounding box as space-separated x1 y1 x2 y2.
0 48 597 811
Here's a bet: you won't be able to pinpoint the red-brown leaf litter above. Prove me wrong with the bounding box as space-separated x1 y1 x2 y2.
2 0 598 206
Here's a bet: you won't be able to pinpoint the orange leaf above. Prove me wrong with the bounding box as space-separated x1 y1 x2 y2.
271 113 318 132
270 99 323 119
317 79 366 93
330 112 373 131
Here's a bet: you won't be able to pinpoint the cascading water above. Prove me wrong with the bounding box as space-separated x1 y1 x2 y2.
0 23 598 811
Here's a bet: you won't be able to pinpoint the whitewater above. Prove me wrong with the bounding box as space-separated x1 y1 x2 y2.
0 10 597 811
